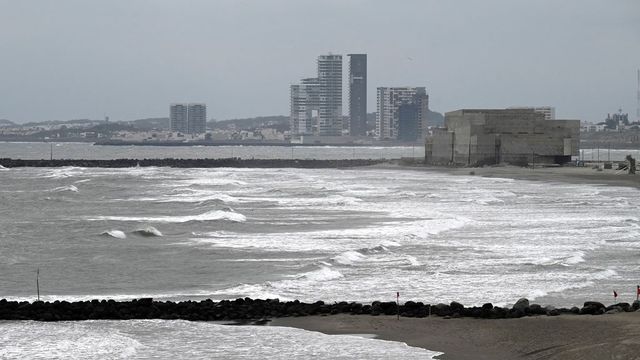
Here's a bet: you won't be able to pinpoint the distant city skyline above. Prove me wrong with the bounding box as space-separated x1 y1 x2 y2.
0 0 638 124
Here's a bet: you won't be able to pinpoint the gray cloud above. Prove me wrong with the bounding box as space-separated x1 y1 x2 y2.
0 0 638 123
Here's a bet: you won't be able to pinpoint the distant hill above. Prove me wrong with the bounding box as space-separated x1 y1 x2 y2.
0 119 16 127
125 117 170 130
21 119 101 127
209 115 289 131
427 110 444 127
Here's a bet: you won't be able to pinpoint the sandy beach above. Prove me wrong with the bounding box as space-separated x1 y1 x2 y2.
447 165 640 189
273 313 640 359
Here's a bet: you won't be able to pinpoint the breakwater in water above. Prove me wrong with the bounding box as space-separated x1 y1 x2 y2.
0 158 385 168
1 298 636 322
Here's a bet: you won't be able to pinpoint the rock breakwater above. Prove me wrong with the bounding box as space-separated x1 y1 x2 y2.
1 297 637 322
0 158 384 168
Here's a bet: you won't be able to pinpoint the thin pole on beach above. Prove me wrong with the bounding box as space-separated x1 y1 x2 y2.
36 268 40 302
396 292 400 320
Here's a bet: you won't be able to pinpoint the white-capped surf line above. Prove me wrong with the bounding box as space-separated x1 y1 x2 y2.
87 209 247 223
190 216 468 252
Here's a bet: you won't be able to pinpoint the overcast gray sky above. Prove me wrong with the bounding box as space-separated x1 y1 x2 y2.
1 0 638 123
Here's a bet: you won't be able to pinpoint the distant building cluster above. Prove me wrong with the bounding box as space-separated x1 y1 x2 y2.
170 103 207 134
290 53 429 142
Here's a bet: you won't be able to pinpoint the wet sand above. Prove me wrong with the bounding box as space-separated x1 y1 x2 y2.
447 165 640 188
272 313 640 359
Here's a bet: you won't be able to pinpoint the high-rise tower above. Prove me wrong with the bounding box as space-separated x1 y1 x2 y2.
348 54 367 136
317 54 343 136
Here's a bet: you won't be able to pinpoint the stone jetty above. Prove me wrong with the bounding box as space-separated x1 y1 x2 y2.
1 297 637 322
0 158 384 169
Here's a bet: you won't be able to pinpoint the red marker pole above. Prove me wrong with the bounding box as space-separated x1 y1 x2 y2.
396 292 400 320
637 285 639 302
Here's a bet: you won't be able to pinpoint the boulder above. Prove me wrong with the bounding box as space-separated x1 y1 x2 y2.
512 298 529 312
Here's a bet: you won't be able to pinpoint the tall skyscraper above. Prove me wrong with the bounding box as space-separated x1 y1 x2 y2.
348 54 367 136
170 103 188 133
376 87 428 140
170 103 207 134
290 78 319 135
290 54 343 137
187 103 207 134
317 54 343 136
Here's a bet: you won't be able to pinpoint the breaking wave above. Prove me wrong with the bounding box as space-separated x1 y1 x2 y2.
132 226 163 237
101 230 127 239
51 185 78 193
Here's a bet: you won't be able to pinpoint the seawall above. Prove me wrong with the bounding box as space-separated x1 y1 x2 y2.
0 158 385 168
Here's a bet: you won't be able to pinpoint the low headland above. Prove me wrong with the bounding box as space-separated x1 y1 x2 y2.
3 297 640 359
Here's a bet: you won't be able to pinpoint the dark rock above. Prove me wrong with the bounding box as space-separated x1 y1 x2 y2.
512 298 529 312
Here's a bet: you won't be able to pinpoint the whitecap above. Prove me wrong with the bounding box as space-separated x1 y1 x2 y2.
333 251 366 265
405 255 421 267
132 226 163 237
101 230 127 239
562 251 586 265
296 266 344 282
51 185 78 192
88 210 247 223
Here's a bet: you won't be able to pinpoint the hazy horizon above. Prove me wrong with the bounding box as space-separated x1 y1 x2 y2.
1 0 638 124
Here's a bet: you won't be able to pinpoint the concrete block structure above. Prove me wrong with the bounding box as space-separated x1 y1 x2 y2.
425 109 580 166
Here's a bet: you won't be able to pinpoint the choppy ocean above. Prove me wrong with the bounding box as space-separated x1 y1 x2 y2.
1 142 639 358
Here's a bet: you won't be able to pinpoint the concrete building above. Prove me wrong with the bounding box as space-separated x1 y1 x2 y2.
425 108 580 166
376 87 428 140
187 103 207 134
170 104 188 133
290 78 319 135
170 103 207 134
317 54 343 136
290 54 343 137
348 54 367 136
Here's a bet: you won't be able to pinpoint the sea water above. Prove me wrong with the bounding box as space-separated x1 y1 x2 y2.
1 156 639 357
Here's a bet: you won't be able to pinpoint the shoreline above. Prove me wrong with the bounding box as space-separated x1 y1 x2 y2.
384 162 640 189
272 313 640 360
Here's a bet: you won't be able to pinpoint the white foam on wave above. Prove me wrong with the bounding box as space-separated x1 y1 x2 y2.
562 251 586 265
189 216 468 253
51 185 78 193
333 250 367 265
405 255 421 267
0 320 443 359
297 266 344 282
88 210 246 223
132 226 163 237
0 165 8 170
101 230 127 239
